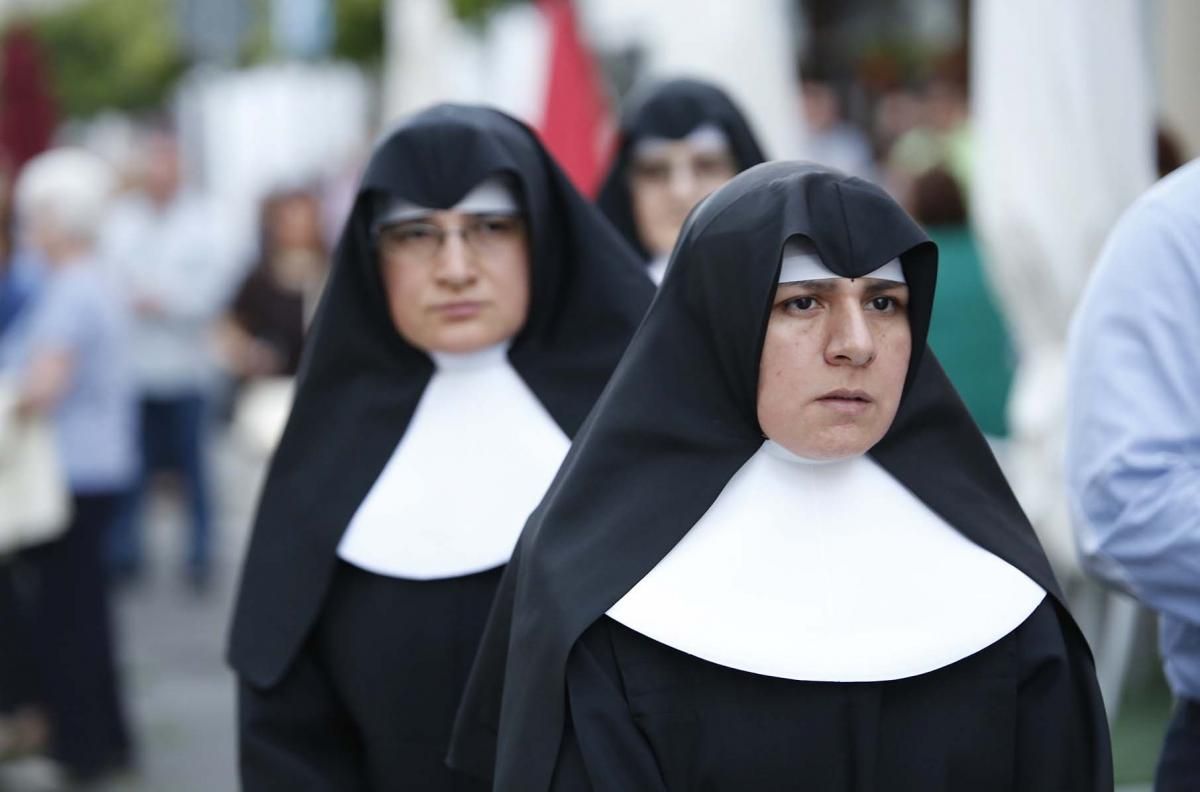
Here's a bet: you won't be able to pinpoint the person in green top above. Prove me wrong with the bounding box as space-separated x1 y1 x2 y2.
911 166 1014 438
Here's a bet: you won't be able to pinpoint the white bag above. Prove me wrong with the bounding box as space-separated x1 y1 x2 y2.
0 384 71 555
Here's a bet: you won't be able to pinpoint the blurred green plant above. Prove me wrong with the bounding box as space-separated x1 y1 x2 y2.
335 0 385 64
25 0 187 118
450 0 526 29
18 0 533 118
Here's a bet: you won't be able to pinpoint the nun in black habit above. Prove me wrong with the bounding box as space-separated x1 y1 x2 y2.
227 104 654 790
596 78 767 284
449 161 1112 791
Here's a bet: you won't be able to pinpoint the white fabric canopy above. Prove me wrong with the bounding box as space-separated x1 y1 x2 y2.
970 0 1155 578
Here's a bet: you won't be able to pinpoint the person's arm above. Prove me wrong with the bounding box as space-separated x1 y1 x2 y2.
16 348 73 416
1013 600 1113 791
552 620 667 792
1066 199 1200 624
238 651 367 791
216 316 284 379
15 274 87 416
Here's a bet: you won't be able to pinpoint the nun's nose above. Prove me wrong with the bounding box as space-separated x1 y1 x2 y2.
434 232 477 287
825 305 875 367
667 162 699 203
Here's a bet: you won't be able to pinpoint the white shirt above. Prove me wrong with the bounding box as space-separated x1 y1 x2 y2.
102 191 238 395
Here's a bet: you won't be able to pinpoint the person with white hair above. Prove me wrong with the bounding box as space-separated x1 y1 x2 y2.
1 147 136 783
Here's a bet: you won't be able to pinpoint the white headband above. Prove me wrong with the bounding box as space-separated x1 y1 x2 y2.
374 176 519 230
633 123 731 161
778 238 905 284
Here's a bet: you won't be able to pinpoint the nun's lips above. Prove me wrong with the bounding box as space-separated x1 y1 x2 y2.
815 389 873 415
432 300 486 320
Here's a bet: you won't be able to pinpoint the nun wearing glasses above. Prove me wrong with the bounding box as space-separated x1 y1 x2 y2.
597 78 766 284
228 104 653 790
450 162 1111 791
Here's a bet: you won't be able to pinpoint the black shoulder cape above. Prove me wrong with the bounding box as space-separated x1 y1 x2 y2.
228 104 655 688
449 161 1109 790
596 78 768 260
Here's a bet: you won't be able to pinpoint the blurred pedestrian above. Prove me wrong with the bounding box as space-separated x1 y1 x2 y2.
220 187 327 384
799 72 876 182
103 124 237 590
1067 158 1200 792
911 165 1014 442
0 163 42 361
597 78 766 284
2 147 136 784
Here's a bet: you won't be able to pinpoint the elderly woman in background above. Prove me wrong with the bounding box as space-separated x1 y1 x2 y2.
1 148 136 783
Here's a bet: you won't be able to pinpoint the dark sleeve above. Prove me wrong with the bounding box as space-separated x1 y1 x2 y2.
228 273 259 329
447 554 520 781
1014 598 1115 791
238 642 368 792
552 619 667 792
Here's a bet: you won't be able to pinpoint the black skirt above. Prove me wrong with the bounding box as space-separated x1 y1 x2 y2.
239 561 501 791
553 597 1106 791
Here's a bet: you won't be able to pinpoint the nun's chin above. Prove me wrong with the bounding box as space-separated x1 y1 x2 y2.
764 421 888 461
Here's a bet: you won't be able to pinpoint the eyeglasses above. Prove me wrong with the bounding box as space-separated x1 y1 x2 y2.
376 214 525 261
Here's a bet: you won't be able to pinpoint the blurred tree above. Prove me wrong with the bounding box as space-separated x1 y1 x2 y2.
334 0 384 64
449 0 524 28
26 0 186 117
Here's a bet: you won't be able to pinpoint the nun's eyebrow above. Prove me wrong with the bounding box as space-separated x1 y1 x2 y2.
778 279 839 292
862 279 908 296
777 278 908 294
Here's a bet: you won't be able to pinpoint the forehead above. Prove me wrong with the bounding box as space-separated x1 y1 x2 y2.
775 277 909 296
632 133 732 163
386 209 509 226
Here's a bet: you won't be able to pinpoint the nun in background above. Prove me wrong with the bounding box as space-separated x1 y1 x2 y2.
596 78 766 284
450 162 1111 791
227 104 654 790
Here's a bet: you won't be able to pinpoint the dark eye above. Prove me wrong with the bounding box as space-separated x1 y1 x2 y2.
474 216 519 235
784 296 818 312
868 296 897 312
387 224 437 243
693 155 734 178
632 161 670 182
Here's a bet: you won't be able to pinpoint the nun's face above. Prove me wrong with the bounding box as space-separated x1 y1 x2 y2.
629 139 737 258
378 210 531 353
757 277 911 459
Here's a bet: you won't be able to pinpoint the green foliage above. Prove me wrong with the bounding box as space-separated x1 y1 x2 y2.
25 0 187 118
334 0 384 64
17 0 530 117
449 0 525 28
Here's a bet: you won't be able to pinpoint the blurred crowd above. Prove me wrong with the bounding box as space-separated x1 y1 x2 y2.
0 121 334 785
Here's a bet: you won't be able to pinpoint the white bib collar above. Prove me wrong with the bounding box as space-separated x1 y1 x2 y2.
607 441 1045 681
337 345 569 580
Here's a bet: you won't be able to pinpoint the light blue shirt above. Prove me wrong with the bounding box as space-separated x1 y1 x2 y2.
1066 158 1200 701
15 259 137 493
